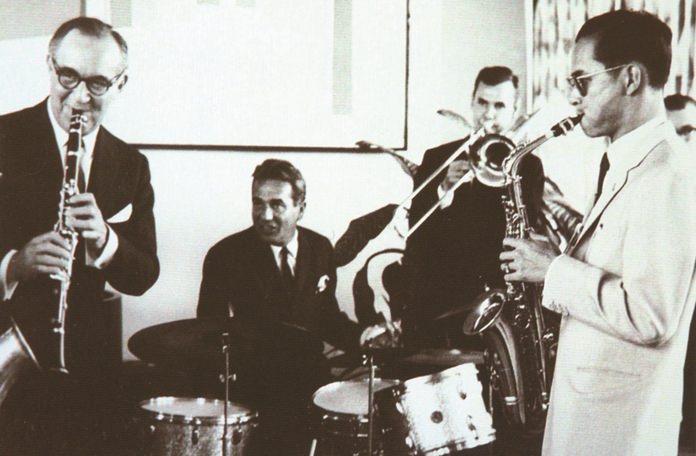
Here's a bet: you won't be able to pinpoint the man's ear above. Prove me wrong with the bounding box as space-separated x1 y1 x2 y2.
297 200 306 220
624 64 643 96
117 74 128 91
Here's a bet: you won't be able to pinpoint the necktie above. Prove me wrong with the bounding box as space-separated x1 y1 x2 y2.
280 246 295 297
77 162 86 194
594 152 610 204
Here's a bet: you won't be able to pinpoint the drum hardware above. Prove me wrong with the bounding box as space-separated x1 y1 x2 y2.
128 317 324 372
220 332 235 456
366 352 376 456
309 372 399 455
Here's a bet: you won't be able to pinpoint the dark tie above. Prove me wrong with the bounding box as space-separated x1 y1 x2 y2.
594 152 610 204
280 246 295 297
77 163 86 193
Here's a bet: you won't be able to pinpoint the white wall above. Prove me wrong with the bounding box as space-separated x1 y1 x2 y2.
122 0 533 359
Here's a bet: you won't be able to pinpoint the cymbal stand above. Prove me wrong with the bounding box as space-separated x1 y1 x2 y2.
221 332 234 456
365 352 376 456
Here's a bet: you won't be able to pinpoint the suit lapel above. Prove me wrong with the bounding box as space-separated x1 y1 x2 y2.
567 170 629 256
250 230 283 294
31 100 63 181
88 129 120 216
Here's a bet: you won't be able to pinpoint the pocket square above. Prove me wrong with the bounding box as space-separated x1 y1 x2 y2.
315 274 330 294
107 203 133 223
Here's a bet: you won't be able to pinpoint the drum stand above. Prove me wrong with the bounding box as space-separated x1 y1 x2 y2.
307 352 379 456
221 332 235 456
366 352 377 456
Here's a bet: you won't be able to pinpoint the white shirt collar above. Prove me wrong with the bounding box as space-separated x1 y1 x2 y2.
606 115 667 175
270 230 299 271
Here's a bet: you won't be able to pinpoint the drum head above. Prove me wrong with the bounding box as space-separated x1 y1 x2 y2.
313 379 398 416
139 397 256 424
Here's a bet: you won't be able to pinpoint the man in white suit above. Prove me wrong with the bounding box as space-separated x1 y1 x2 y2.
500 10 696 456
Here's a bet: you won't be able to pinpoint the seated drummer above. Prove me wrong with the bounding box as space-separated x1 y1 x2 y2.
197 158 379 454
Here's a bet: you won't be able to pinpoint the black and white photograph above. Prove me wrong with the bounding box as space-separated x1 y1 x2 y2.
0 0 695 455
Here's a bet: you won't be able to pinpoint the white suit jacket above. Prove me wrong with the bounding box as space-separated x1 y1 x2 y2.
540 120 696 456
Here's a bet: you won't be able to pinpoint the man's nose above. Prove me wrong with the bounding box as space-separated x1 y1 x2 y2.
260 206 274 220
568 86 582 108
484 105 496 119
72 81 92 104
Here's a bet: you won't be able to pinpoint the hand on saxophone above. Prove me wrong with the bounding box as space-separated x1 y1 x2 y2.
7 232 71 283
66 193 108 256
499 233 559 283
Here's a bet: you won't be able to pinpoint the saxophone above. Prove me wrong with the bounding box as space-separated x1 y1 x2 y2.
48 109 86 374
462 115 581 433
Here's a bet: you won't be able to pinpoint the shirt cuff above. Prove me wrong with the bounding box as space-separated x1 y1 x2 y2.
541 254 567 314
87 225 119 269
0 250 19 301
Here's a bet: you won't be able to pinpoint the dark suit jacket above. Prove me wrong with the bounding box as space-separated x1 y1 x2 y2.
405 137 544 334
0 100 159 375
197 226 360 351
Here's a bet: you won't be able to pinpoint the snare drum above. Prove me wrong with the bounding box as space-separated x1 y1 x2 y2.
138 397 259 456
311 378 398 455
375 363 495 455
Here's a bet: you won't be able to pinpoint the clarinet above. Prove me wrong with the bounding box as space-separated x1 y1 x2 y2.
50 109 86 373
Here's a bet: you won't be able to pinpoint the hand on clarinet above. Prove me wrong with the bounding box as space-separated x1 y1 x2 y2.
66 193 108 256
7 232 71 283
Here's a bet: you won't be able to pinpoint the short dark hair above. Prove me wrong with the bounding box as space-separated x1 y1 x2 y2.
49 17 128 62
664 93 696 111
252 159 306 204
576 10 671 88
473 66 519 97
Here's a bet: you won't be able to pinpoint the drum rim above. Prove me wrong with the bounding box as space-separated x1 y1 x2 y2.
312 378 399 417
414 429 497 454
390 362 479 392
138 396 258 425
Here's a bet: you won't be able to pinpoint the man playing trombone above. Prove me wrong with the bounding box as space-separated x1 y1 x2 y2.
404 66 545 343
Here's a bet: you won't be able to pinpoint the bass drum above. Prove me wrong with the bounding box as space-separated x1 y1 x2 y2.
138 396 259 456
375 363 495 455
311 378 399 455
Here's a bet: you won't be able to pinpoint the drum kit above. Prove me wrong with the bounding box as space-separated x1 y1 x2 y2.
128 317 497 456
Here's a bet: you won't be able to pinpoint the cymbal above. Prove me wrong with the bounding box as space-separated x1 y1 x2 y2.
327 347 484 369
128 317 324 371
399 348 485 367
326 347 414 368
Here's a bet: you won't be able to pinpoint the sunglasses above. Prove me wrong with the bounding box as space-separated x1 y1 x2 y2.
566 64 628 96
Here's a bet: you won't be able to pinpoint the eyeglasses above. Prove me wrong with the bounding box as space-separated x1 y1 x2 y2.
566 64 628 97
50 56 126 96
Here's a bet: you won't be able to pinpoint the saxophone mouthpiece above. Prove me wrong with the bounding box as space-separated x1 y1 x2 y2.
551 114 583 137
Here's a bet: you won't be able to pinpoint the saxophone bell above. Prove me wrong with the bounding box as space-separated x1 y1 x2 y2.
462 288 506 335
